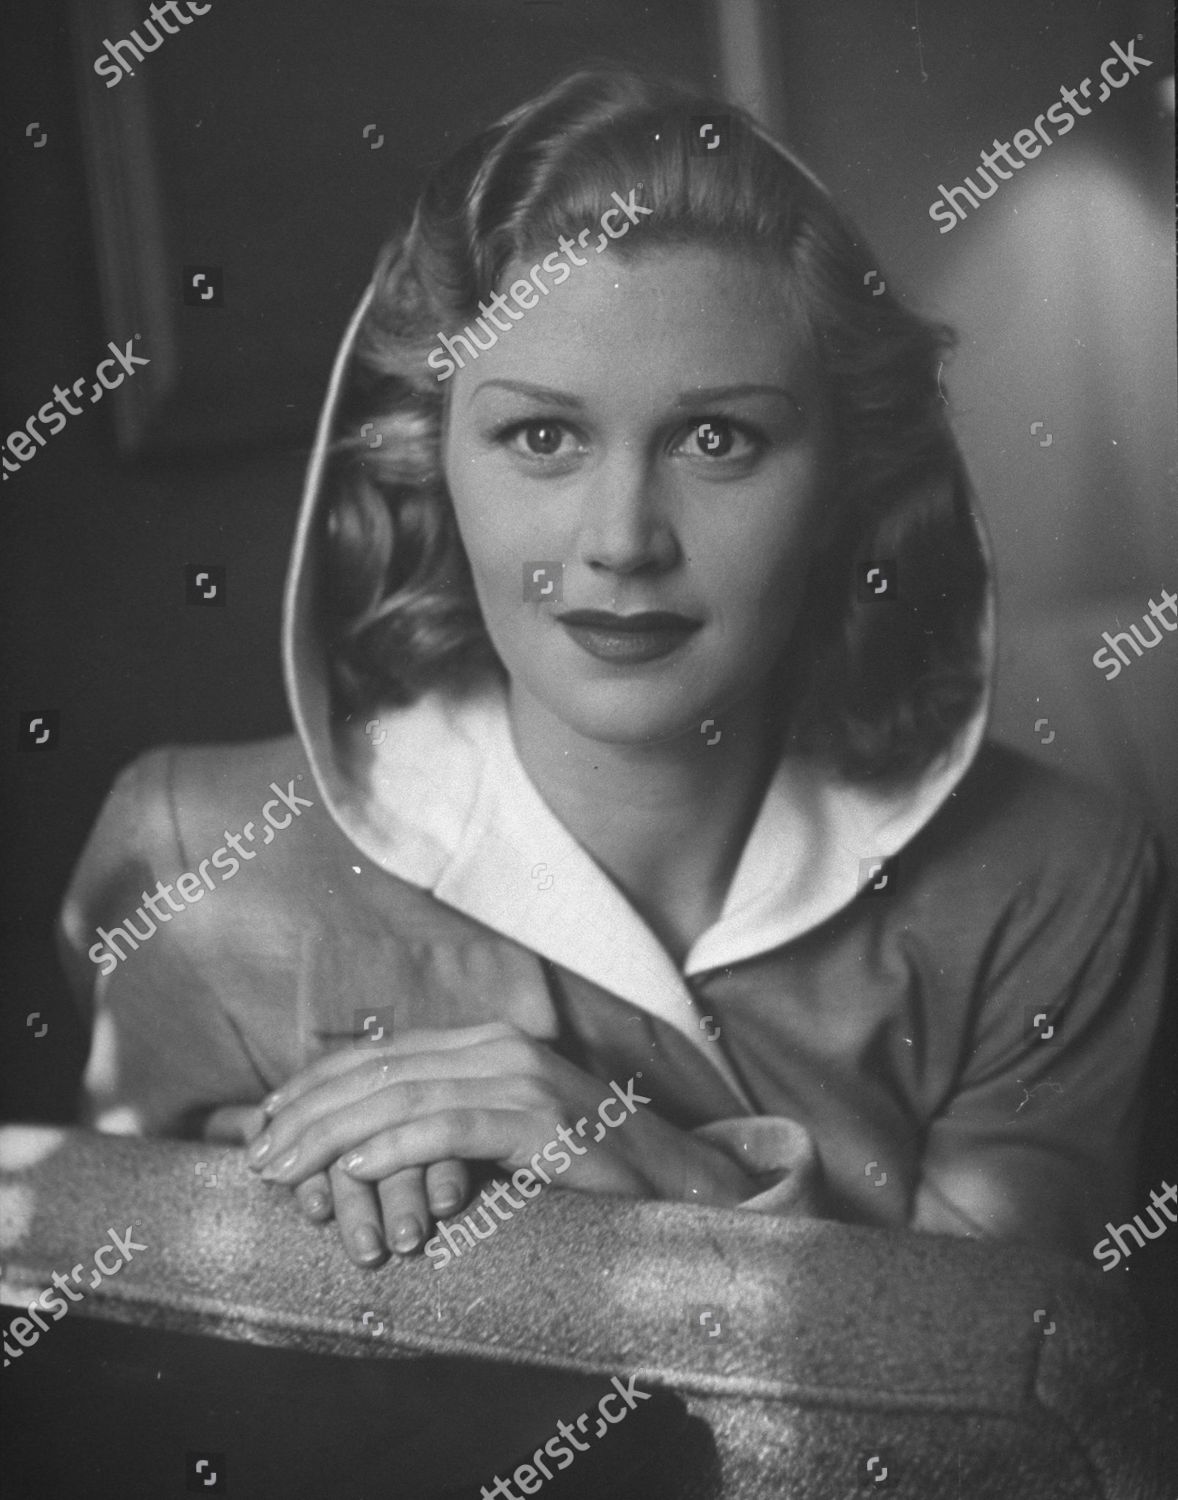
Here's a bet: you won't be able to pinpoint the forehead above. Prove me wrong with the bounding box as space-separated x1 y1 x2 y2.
452 245 818 406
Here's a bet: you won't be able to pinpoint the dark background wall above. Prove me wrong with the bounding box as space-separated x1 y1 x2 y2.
786 0 1175 610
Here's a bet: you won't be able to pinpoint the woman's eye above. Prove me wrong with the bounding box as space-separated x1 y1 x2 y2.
676 418 756 461
499 420 577 459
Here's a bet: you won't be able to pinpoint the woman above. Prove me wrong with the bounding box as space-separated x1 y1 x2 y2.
58 67 1168 1273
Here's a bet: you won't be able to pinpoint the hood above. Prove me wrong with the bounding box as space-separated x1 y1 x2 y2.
282 283 997 1109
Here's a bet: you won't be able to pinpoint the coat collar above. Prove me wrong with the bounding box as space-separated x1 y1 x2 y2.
304 668 989 1108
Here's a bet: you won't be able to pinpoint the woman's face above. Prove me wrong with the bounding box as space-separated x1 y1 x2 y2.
442 245 831 746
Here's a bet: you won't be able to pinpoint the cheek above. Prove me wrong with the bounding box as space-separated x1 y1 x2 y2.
450 466 570 612
447 470 505 584
703 487 824 622
448 487 535 637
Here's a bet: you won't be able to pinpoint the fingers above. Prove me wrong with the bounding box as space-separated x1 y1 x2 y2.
265 1054 420 1145
254 1035 548 1162
261 1022 522 1115
328 1163 388 1267
331 1108 537 1182
294 1170 333 1223
254 1078 544 1184
294 1162 470 1254
200 1105 267 1143
336 1112 649 1200
426 1158 470 1218
377 1166 433 1255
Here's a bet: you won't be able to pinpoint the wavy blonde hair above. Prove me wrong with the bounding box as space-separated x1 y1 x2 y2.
321 66 988 782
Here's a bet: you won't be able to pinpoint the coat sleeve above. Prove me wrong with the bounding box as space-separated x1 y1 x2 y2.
55 748 269 1138
914 819 1171 1257
694 1115 826 1217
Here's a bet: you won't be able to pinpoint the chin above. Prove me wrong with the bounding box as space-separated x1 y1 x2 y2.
540 677 717 747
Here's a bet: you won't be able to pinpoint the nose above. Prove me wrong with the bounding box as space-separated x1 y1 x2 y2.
577 453 679 576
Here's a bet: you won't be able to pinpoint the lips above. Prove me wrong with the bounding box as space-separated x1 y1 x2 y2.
556 609 701 664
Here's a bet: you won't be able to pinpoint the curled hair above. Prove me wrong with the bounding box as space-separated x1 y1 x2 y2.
323 66 988 782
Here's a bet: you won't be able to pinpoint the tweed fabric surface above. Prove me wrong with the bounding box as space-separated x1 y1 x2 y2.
2 1126 1174 1497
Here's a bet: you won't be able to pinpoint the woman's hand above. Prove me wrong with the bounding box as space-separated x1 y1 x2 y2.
286 1158 476 1267
200 1101 473 1269
246 1022 754 1254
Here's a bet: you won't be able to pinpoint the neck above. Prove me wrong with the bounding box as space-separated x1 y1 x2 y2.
507 686 781 963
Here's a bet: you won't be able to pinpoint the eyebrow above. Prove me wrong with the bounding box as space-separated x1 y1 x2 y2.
470 380 583 409
674 384 802 410
470 379 803 409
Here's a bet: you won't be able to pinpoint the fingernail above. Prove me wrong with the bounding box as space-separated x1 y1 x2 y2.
261 1148 300 1180
393 1216 422 1251
432 1186 461 1212
304 1193 328 1216
354 1225 384 1261
340 1151 365 1174
247 1135 273 1165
